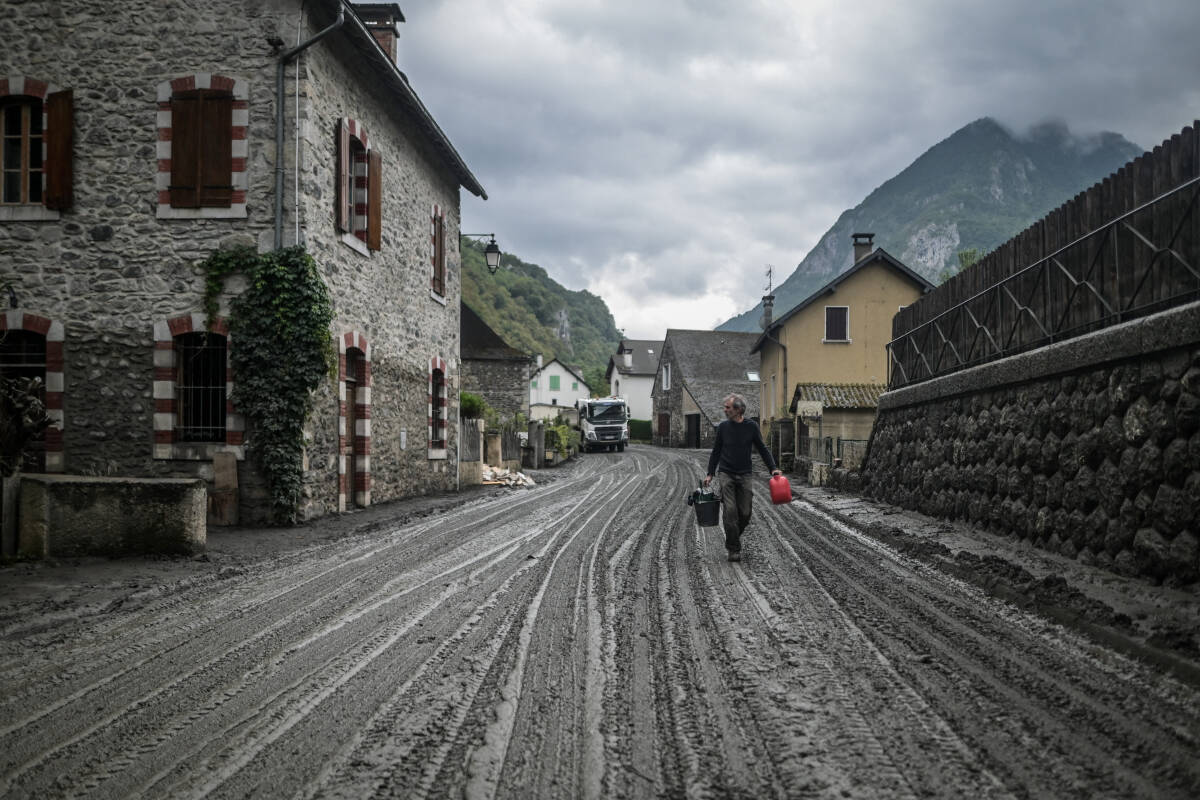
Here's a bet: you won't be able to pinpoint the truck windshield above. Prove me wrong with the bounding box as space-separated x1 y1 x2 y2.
587 403 626 422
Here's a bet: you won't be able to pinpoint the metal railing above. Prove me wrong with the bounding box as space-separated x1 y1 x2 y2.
888 175 1200 388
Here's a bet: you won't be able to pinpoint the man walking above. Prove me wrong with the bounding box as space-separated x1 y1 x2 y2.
704 393 782 562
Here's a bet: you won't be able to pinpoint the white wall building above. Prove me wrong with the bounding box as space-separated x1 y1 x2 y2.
605 339 661 421
529 358 591 417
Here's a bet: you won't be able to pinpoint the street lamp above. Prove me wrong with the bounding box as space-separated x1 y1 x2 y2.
463 233 503 274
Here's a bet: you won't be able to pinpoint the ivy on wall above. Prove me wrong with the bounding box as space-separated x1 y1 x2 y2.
200 245 335 524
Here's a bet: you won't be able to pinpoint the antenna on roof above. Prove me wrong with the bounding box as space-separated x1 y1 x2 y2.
764 264 774 295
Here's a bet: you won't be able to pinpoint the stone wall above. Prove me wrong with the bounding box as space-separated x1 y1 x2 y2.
2 1 470 523
461 358 531 421
863 301 1200 584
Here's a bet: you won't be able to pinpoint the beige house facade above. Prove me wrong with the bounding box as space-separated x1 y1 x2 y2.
752 234 933 465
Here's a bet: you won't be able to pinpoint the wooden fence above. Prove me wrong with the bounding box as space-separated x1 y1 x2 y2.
888 121 1200 388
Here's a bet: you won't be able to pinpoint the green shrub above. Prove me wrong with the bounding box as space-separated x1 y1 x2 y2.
460 391 487 418
544 422 579 458
629 419 651 441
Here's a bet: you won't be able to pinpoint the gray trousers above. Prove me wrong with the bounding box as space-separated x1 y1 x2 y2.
718 472 753 552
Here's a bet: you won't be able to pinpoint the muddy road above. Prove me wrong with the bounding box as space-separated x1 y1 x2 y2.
2 445 1198 799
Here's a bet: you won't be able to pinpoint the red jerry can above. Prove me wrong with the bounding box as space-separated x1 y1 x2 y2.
769 474 791 505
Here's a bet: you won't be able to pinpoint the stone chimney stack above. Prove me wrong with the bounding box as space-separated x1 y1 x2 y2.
354 3 406 66
760 294 775 330
852 232 875 264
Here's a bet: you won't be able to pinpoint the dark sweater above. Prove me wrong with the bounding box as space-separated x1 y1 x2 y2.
707 418 777 476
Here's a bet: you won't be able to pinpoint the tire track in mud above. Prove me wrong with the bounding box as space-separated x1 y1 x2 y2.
4 446 1198 799
759 498 1200 799
0 468 627 799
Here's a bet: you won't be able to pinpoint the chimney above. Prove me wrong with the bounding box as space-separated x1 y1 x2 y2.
760 294 775 330
536 354 543 369
852 232 874 263
354 4 405 66
623 351 633 368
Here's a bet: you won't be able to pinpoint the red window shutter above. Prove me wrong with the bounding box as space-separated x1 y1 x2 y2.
199 93 232 207
44 90 73 211
367 150 382 251
336 120 351 232
170 94 201 208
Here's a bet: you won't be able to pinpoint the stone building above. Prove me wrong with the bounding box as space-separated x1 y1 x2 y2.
0 2 486 522
460 302 533 421
652 330 761 449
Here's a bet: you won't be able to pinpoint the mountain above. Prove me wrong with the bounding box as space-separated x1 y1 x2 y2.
718 117 1144 332
461 238 621 394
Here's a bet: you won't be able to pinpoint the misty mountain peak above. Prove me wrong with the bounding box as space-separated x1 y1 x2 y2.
718 118 1142 332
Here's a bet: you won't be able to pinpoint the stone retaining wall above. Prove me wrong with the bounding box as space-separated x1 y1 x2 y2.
18 475 205 558
864 301 1200 584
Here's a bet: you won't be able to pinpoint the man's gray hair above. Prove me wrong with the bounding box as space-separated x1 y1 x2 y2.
725 394 746 413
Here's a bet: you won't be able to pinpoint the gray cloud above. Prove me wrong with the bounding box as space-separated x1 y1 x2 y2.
401 0 1200 338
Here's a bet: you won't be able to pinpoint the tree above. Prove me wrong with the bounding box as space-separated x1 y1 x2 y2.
938 247 982 284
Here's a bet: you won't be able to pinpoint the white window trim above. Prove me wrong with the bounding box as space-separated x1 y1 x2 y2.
155 74 249 220
823 305 851 343
340 232 370 255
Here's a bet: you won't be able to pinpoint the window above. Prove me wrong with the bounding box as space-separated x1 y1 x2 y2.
0 79 72 217
0 329 47 471
662 362 671 391
2 100 42 205
431 205 446 295
825 306 850 342
428 355 449 457
431 368 446 448
156 75 246 219
550 375 560 391
531 379 537 389
169 89 232 208
746 370 760 381
336 118 381 251
174 332 227 442
572 381 578 391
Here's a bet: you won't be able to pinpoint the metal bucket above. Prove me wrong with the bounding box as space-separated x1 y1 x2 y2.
687 485 721 527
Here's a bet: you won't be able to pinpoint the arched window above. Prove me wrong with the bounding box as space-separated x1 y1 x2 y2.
431 367 446 448
0 329 47 470
174 332 227 442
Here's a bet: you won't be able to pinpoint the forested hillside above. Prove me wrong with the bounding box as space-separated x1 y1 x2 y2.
461 238 621 393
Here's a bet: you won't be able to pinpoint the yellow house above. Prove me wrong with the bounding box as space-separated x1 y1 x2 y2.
751 233 933 466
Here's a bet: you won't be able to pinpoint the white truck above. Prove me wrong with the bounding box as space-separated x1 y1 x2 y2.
576 396 630 453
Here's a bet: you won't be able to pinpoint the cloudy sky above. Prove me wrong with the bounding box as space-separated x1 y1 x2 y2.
400 0 1200 340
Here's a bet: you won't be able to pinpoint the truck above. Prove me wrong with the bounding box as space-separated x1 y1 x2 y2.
576 396 630 453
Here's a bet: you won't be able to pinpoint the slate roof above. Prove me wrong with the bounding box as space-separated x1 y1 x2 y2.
605 339 663 380
665 329 762 423
318 1 486 198
460 303 531 361
751 247 934 353
790 382 886 412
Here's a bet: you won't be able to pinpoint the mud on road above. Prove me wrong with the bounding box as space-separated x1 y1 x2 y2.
1 445 1198 799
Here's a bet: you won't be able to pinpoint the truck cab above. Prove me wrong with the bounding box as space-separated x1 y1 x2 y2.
576 397 630 453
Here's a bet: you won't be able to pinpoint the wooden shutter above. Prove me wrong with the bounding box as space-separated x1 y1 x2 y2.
432 214 445 294
336 120 351 232
170 94 201 208
44 90 73 211
367 149 382 251
198 93 232 207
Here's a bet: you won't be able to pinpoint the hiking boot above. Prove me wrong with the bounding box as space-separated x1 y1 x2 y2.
728 550 741 562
